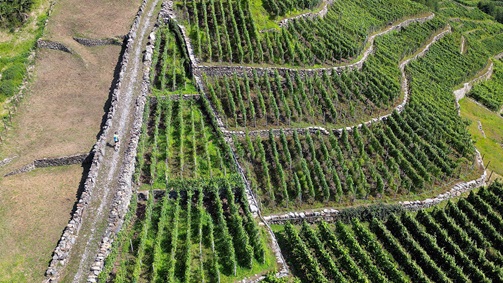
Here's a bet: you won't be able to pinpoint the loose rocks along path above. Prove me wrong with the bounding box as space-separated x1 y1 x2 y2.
51 0 161 282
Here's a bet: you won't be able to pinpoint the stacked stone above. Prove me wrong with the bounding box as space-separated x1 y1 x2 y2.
278 0 334 28
73 36 124 47
37 40 73 53
5 153 89 177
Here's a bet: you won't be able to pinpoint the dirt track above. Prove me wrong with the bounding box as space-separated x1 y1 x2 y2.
54 0 161 281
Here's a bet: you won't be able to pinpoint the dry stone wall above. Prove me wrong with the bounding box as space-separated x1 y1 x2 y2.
4 153 89 177
87 2 166 282
73 36 125 47
37 39 73 53
278 0 334 28
454 60 494 114
0 156 16 168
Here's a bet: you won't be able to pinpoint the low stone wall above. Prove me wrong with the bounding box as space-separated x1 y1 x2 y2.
44 0 152 281
149 94 201 104
37 39 73 53
278 0 333 28
73 36 125 47
4 153 89 177
453 60 494 114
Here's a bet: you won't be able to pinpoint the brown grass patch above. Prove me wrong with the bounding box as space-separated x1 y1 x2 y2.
0 165 82 282
0 0 141 281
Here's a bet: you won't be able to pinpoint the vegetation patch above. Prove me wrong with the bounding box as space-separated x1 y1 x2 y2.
150 23 196 95
460 97 503 177
100 182 275 282
0 0 48 106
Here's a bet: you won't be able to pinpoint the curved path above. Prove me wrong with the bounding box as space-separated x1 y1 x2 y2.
44 0 161 281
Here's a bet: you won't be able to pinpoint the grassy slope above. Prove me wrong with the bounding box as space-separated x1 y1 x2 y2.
0 165 81 283
460 98 503 177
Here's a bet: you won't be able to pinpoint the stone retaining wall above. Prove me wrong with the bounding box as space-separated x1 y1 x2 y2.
37 39 73 53
73 36 125 47
149 94 201 104
4 153 89 177
44 0 152 281
278 0 333 28
0 156 16 168
454 60 494 114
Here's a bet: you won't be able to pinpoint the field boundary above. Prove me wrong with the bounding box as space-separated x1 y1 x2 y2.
278 0 333 28
4 153 90 177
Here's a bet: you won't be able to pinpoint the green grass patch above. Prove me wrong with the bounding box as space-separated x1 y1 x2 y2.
460 97 503 176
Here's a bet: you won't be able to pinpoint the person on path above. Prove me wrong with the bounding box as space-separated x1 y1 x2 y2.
113 131 120 151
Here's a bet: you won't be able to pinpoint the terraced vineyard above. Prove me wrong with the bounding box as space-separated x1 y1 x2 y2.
276 182 503 282
177 0 428 65
94 0 503 281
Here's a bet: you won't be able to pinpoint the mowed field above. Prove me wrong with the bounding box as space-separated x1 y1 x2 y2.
0 0 140 281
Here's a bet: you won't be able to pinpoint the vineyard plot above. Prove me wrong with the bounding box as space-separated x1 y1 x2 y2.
103 183 273 282
150 23 196 94
234 107 475 210
99 95 277 281
262 0 322 17
275 182 503 283
174 0 427 66
136 97 237 188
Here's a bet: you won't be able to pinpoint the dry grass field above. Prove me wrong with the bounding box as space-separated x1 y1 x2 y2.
0 0 140 281
0 165 82 283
